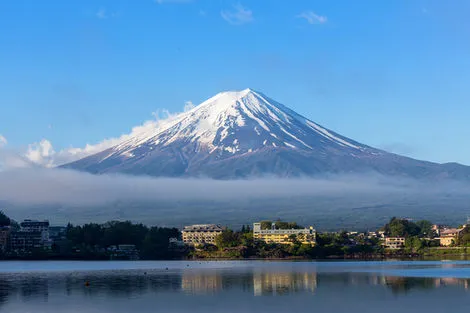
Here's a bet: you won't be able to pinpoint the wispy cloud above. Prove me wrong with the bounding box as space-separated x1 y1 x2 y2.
1 168 469 227
184 101 195 112
0 135 7 148
12 103 192 168
297 11 328 25
96 8 120 19
0 169 460 207
0 137 36 170
221 4 253 25
96 8 108 19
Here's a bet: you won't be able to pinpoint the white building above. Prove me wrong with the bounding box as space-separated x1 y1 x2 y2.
19 219 51 249
182 224 224 246
253 222 316 246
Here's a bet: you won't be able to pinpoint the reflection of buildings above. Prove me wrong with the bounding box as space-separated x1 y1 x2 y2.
181 271 223 294
434 277 469 290
253 272 317 296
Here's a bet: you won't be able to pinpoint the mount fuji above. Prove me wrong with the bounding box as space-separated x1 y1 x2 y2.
62 89 470 180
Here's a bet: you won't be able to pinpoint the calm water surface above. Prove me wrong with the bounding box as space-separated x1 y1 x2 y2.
1 260 470 313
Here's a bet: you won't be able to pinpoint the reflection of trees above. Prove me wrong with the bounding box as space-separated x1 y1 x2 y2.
315 272 470 294
0 278 12 309
0 275 50 306
1 269 470 306
253 271 317 296
65 272 183 298
384 276 436 294
0 271 185 303
20 277 49 301
383 276 470 294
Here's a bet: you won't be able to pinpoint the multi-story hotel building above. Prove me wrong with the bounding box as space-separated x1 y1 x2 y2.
182 224 224 246
253 222 316 246
384 237 406 249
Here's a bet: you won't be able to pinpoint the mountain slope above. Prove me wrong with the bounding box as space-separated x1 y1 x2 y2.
62 89 470 180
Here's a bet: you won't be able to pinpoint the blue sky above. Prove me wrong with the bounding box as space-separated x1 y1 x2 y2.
1 0 470 165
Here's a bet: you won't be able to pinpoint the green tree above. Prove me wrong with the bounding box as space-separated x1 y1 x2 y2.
214 230 241 248
383 217 420 237
416 220 433 237
82 223 105 247
260 221 272 230
141 226 180 259
0 211 11 227
405 236 424 253
102 221 148 249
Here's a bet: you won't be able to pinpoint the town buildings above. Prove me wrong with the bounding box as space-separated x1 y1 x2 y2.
0 226 11 252
252 222 316 246
182 224 225 246
9 219 51 253
108 244 140 260
384 237 406 250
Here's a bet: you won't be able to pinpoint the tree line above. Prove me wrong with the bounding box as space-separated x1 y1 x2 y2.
64 221 181 259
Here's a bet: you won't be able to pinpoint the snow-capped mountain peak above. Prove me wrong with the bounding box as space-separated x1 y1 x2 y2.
67 88 470 179
101 88 367 161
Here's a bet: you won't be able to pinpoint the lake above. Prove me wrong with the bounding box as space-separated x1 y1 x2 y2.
1 260 470 312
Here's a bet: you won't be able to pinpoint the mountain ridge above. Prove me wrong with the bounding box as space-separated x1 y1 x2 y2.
62 89 470 180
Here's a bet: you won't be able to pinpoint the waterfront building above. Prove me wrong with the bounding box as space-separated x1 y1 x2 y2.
252 222 316 246
8 231 44 253
0 226 11 251
20 220 50 245
108 244 140 260
8 219 51 253
439 227 465 247
384 237 405 250
182 224 224 246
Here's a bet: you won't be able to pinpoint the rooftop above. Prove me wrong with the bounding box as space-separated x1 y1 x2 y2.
183 224 224 231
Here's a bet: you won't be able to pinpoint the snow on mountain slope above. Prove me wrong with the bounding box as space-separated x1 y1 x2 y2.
62 89 470 179
99 88 369 160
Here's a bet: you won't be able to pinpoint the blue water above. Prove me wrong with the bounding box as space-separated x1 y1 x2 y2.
0 260 469 312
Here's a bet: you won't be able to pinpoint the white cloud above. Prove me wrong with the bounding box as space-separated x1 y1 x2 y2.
96 8 107 19
1 169 469 227
184 101 195 112
0 136 36 170
96 8 120 19
297 11 328 25
0 169 456 207
20 103 191 168
0 135 7 148
221 4 253 25
25 140 56 168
